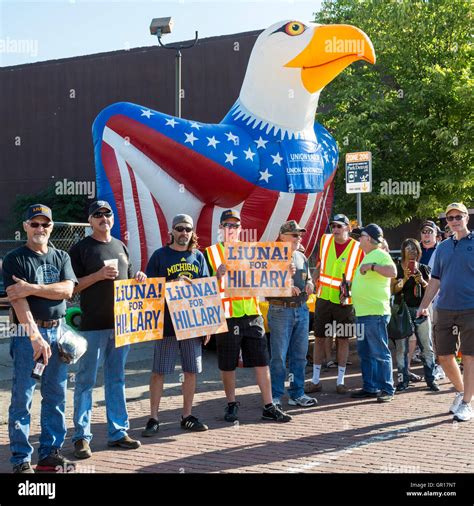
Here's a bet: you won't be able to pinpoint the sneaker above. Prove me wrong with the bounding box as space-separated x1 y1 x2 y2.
427 382 440 392
434 364 446 381
73 439 92 459
396 382 409 392
272 399 282 410
326 360 337 368
181 415 209 431
262 404 292 423
336 384 348 395
304 381 322 393
350 389 379 399
141 418 160 437
449 392 464 414
453 402 472 422
36 449 76 473
377 391 394 403
13 462 34 474
107 435 141 449
408 372 423 383
224 402 240 422
288 394 318 407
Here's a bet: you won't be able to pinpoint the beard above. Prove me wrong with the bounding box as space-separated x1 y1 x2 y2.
31 234 48 245
175 236 190 246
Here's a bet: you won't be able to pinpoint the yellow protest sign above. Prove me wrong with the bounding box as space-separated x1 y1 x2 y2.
165 276 228 341
224 242 292 297
114 277 165 347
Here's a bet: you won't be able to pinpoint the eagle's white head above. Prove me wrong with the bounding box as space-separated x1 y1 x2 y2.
235 20 376 139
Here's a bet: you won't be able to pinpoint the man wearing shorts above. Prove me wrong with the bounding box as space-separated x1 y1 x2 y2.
142 214 210 435
418 203 474 422
305 214 363 395
205 209 292 423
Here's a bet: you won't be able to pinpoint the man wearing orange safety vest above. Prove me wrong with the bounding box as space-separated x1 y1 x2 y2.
205 209 292 424
305 214 363 395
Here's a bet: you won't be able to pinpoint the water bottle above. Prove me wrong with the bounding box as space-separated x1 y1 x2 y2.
340 273 350 306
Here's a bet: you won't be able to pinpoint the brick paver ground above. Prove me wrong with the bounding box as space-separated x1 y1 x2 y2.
0 346 472 475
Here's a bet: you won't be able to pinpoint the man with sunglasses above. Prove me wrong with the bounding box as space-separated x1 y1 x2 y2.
3 204 77 473
143 214 210 434
305 214 363 395
204 209 292 423
69 201 145 458
417 203 474 422
267 220 316 408
420 220 441 269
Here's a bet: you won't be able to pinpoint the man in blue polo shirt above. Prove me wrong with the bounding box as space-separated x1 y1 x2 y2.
418 203 474 422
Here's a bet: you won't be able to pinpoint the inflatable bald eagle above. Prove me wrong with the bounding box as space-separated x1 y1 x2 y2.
92 21 375 271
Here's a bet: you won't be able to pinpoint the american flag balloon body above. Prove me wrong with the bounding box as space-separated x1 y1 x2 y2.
92 21 375 271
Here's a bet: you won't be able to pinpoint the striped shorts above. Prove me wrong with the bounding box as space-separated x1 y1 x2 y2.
152 335 203 374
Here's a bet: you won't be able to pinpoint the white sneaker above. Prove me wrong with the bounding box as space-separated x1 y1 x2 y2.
288 394 318 407
449 392 464 414
453 402 472 422
434 364 446 381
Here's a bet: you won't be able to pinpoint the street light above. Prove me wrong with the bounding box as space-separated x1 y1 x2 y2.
150 17 198 118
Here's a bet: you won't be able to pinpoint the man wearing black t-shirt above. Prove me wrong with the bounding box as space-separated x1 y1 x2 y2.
69 201 146 459
3 204 77 473
142 214 210 435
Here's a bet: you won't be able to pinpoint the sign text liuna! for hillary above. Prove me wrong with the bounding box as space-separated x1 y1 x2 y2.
165 276 228 340
224 242 292 297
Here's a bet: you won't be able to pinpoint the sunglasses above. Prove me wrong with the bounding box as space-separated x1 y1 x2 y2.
174 226 193 233
222 223 240 229
92 211 113 219
446 215 464 222
421 229 434 234
331 223 344 229
28 221 52 229
284 233 302 238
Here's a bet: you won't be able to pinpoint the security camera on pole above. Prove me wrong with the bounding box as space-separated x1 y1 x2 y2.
345 151 372 227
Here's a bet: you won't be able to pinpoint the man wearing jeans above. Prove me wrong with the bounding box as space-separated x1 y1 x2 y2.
267 221 316 407
3 204 77 473
350 224 397 402
69 201 145 458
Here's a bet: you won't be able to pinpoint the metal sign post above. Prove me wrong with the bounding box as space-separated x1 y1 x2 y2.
345 151 372 227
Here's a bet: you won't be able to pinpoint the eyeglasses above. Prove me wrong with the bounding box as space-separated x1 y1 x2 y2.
92 211 113 219
174 226 193 233
221 223 240 229
284 233 302 238
446 215 464 222
421 229 434 234
28 221 52 229
331 223 343 229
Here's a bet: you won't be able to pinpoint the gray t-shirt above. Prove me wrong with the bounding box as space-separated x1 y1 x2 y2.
267 250 311 303
3 245 77 320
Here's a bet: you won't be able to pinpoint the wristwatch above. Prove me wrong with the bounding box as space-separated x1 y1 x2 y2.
371 263 376 271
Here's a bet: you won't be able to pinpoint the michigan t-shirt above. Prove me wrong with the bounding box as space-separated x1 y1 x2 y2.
146 246 209 335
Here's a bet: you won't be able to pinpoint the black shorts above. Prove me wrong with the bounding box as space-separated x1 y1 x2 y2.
313 298 356 339
216 315 269 371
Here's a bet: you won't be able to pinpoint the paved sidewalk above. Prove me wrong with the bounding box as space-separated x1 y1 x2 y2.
0 345 472 474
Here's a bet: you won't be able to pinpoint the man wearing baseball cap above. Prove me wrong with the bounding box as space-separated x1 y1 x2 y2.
204 210 292 423
306 214 363 395
419 220 441 268
3 204 78 472
267 220 316 408
143 213 211 435
350 223 397 402
418 203 474 422
69 201 146 458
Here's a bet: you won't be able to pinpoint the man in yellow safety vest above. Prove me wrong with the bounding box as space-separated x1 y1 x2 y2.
205 209 292 423
305 214 363 395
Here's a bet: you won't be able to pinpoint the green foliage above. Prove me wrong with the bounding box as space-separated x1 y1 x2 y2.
314 0 473 226
11 182 89 237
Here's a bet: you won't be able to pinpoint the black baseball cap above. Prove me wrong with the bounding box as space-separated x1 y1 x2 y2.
25 204 52 221
360 223 384 243
330 214 350 226
89 200 113 216
420 220 437 231
220 209 241 223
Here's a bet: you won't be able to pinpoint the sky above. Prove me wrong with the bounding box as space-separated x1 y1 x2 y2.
0 0 323 67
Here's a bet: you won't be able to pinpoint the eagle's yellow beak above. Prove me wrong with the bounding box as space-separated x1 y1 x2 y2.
285 24 376 93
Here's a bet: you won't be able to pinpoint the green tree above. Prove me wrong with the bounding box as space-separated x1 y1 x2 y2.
314 0 473 226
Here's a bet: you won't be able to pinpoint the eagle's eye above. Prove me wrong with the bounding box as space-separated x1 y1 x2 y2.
284 22 306 36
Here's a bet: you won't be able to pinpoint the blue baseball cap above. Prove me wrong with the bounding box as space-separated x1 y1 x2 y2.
360 223 384 243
